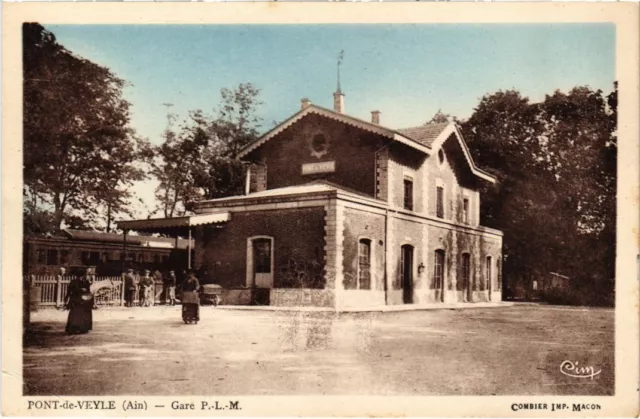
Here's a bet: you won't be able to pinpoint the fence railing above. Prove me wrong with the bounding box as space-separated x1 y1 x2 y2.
26 275 164 308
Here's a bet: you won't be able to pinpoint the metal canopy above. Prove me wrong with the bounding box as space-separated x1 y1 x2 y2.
116 213 230 270
117 212 230 234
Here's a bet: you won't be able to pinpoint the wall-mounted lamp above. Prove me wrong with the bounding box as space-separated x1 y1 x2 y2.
418 263 425 275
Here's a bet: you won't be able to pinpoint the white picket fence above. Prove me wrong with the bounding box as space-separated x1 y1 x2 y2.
27 275 130 308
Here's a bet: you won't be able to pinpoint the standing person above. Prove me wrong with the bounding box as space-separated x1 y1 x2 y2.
64 267 95 335
164 270 177 306
124 268 136 307
139 270 153 307
181 271 200 292
153 269 164 305
134 270 141 306
180 271 200 323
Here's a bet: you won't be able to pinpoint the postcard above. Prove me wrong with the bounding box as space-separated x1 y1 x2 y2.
2 2 639 417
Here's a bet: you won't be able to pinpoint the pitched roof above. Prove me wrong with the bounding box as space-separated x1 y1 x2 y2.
238 103 496 183
397 122 450 148
237 104 430 158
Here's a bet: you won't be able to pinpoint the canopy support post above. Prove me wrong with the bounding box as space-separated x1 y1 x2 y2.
121 229 128 274
187 227 192 270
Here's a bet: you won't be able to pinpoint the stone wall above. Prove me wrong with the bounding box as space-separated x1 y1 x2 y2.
270 289 335 307
245 114 386 198
195 207 326 290
427 222 502 302
388 145 427 212
342 208 385 291
386 216 427 305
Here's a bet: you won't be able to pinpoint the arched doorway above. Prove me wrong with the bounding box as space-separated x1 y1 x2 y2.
400 245 414 304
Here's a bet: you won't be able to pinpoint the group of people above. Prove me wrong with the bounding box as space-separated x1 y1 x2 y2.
64 267 202 335
123 268 179 307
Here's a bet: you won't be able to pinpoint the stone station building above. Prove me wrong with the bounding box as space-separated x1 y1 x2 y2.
120 90 503 309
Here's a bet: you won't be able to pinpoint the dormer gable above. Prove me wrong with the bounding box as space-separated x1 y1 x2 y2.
398 122 496 184
238 98 497 200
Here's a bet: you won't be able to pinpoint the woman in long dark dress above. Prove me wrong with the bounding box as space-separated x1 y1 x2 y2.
180 272 200 323
65 268 95 334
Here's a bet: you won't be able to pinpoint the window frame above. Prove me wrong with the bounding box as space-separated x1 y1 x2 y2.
461 252 471 290
436 186 444 218
357 238 372 290
253 238 272 274
403 177 414 211
462 197 470 224
433 249 445 290
245 236 275 287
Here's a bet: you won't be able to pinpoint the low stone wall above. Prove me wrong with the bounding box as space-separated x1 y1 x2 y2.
221 288 252 305
386 290 404 305
270 289 335 307
338 290 385 308
471 290 490 303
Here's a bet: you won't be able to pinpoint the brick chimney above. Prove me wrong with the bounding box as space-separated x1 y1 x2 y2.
333 91 345 114
301 98 312 110
371 110 381 124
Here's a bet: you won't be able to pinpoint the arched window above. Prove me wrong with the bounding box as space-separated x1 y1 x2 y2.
433 250 445 290
357 239 372 290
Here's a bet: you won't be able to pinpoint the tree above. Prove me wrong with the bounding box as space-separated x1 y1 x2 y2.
426 109 453 124
151 83 263 215
212 83 263 158
461 90 550 292
538 86 617 300
23 23 146 231
461 85 617 305
92 135 153 231
150 114 206 217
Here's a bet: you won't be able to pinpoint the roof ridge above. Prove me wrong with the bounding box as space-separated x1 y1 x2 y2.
397 121 451 131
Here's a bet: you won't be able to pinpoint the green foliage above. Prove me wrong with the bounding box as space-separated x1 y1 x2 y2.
151 83 263 216
427 110 453 124
23 23 149 232
461 85 617 306
542 283 614 307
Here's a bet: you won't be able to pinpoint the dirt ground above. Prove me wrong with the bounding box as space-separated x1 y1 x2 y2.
23 304 613 396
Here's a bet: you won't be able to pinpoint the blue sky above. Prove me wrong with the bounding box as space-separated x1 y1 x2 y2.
48 24 615 146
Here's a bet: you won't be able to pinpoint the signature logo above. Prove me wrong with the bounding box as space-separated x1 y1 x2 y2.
560 360 602 380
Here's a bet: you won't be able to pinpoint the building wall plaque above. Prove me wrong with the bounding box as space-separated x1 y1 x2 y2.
302 161 336 175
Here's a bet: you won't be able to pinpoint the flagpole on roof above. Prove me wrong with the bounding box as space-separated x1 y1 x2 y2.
337 50 344 93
